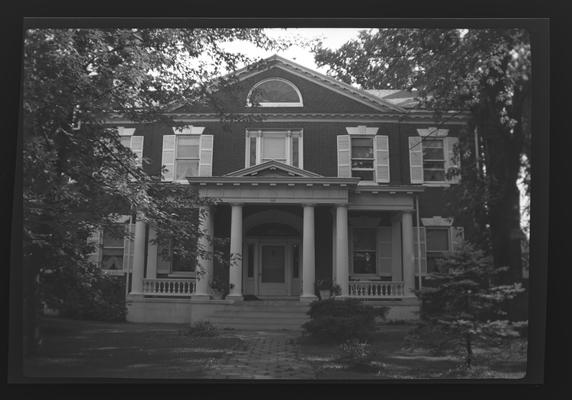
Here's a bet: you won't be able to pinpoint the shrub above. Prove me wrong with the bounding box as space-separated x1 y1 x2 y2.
183 321 219 337
41 263 126 322
302 298 387 343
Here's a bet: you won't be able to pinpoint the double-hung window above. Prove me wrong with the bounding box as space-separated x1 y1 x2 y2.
425 227 450 273
161 126 213 181
245 129 303 168
101 225 126 271
117 127 144 167
352 228 377 274
351 137 375 181
409 128 460 185
337 126 390 183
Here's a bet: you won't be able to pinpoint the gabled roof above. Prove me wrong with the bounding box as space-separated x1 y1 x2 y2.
365 89 419 108
168 54 408 114
224 160 323 178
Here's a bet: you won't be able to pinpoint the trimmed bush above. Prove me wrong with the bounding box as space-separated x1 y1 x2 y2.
182 321 219 337
302 298 387 343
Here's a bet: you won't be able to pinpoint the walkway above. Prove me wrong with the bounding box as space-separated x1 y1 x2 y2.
204 330 317 379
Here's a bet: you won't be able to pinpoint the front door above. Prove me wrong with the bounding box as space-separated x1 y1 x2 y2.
259 244 288 295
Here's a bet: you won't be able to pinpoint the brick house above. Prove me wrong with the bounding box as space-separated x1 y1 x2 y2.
90 55 468 326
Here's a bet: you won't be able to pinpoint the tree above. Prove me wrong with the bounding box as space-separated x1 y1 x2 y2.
407 241 527 370
22 27 284 354
313 29 531 281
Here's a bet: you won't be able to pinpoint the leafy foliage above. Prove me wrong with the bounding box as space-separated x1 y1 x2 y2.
313 28 531 278
22 28 282 352
41 266 126 322
302 298 388 343
408 241 527 367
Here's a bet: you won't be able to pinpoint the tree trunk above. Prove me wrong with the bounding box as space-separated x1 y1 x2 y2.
23 250 43 356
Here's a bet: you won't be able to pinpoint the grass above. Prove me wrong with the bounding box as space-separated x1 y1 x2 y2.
297 324 527 379
23 316 245 380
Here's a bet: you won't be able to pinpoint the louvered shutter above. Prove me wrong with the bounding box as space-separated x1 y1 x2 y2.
375 135 390 183
337 135 351 178
198 134 214 177
444 136 461 183
413 227 427 274
161 135 176 181
449 226 465 252
409 136 424 184
130 136 144 168
87 230 102 267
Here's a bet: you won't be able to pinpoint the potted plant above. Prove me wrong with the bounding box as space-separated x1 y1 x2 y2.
209 279 234 300
316 279 333 300
331 284 342 297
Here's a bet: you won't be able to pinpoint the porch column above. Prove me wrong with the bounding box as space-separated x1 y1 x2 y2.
335 204 349 296
401 210 416 296
130 213 147 294
193 206 214 299
226 203 243 301
146 227 158 279
301 204 317 302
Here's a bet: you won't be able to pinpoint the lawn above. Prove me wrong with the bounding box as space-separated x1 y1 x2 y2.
297 322 528 380
23 316 246 380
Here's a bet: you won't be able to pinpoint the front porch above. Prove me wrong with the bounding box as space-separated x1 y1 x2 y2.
126 161 424 324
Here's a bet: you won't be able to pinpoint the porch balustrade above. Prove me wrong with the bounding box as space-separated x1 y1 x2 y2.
142 278 196 297
348 280 406 298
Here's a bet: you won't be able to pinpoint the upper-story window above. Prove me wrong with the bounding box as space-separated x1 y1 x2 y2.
117 127 143 167
245 129 303 168
161 126 213 182
409 128 460 185
337 126 390 184
247 78 303 107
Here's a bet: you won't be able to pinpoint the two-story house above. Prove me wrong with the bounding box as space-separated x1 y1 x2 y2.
89 55 468 325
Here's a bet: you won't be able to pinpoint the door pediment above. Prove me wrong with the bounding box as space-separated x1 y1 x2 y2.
224 160 323 178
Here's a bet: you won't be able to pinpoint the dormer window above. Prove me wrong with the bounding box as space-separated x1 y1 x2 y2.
247 78 303 107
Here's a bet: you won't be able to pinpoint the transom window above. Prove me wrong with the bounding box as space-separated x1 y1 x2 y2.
245 129 303 168
352 228 377 274
422 138 446 182
351 137 375 181
247 78 303 107
175 135 200 180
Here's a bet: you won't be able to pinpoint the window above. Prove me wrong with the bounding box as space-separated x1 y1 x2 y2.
426 227 450 272
175 135 200 180
351 137 375 181
117 127 143 167
101 224 127 272
245 130 303 168
170 238 196 273
247 78 303 107
422 138 446 182
352 228 377 274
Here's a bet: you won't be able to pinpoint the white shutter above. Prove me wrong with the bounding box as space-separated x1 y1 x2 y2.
337 135 351 178
449 226 464 252
409 136 424 184
375 135 390 183
87 230 102 267
130 136 144 168
161 135 176 181
198 134 214 177
413 227 427 274
444 136 461 183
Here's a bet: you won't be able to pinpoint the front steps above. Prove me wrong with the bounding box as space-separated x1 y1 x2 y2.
195 300 311 331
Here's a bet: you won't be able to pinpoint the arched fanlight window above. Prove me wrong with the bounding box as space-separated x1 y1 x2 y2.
246 78 303 107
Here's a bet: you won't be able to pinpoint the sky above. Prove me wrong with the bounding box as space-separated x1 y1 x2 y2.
220 28 365 74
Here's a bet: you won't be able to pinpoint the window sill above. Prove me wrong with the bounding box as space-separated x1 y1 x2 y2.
422 182 451 187
103 269 125 276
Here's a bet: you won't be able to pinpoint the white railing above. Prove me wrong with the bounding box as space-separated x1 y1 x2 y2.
142 278 195 297
348 280 406 298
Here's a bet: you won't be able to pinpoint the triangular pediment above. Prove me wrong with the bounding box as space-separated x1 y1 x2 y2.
167 54 406 114
224 160 323 178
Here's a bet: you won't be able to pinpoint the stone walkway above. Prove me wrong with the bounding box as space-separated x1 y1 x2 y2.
204 330 317 379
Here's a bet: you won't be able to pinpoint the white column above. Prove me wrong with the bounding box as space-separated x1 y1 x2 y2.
401 211 416 296
227 204 243 300
301 204 317 302
391 215 403 281
130 213 147 294
331 209 337 283
193 206 214 299
146 227 158 279
335 204 349 296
